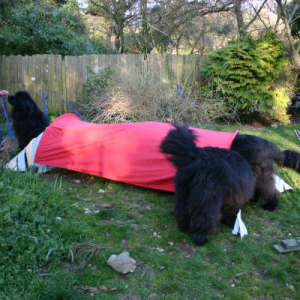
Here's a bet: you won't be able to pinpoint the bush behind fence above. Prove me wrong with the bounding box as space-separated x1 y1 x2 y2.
0 54 202 113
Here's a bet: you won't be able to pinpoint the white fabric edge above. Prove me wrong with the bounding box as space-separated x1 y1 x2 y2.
5 131 54 173
273 174 293 193
232 209 248 239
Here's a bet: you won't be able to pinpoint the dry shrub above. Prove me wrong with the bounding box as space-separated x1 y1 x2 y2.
82 66 237 125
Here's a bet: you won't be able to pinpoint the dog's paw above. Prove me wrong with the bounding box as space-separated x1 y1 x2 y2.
191 233 208 246
262 197 278 211
222 215 236 228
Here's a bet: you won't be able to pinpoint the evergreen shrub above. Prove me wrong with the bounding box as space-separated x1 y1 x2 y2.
201 33 291 124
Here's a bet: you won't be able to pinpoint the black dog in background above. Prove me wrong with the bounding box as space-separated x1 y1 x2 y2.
8 91 49 150
231 134 300 211
160 124 255 246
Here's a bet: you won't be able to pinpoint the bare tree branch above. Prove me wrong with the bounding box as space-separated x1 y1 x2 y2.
244 0 268 31
288 3 300 23
249 0 270 30
275 0 300 69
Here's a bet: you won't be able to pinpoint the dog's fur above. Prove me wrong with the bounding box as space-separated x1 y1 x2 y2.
232 135 300 211
8 91 49 150
160 124 255 246
161 125 300 246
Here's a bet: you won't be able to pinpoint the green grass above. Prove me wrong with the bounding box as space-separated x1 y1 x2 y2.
0 124 299 300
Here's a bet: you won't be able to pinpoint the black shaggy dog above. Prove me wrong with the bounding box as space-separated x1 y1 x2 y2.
8 91 49 150
161 125 300 246
231 134 300 211
160 124 255 246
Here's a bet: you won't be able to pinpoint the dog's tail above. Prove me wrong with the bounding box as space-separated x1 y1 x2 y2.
281 150 300 173
160 124 198 169
270 143 300 173
268 144 300 173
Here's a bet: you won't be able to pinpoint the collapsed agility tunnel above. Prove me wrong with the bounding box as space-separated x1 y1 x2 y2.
5 113 240 192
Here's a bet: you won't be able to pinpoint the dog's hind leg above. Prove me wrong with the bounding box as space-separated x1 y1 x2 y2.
188 183 224 246
255 165 279 211
221 191 249 228
174 173 192 233
262 195 278 211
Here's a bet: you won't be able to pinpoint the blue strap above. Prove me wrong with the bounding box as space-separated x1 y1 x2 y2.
0 96 14 139
176 83 183 100
176 83 189 127
64 100 88 121
42 88 48 117
97 107 129 122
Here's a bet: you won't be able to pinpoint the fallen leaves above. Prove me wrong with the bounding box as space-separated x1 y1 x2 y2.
231 271 260 288
77 285 117 296
232 271 258 280
94 202 113 209
100 286 117 292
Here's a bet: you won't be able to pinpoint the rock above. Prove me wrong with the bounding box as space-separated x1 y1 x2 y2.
107 251 136 274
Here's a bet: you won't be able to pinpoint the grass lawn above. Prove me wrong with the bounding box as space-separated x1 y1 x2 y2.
0 123 299 300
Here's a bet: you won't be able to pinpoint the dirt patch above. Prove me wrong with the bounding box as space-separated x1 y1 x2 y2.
176 240 198 257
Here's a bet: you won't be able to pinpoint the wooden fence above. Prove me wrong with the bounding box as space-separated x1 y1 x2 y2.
0 54 202 112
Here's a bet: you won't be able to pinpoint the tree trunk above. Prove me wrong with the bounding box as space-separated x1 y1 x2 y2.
119 30 125 53
234 0 246 36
